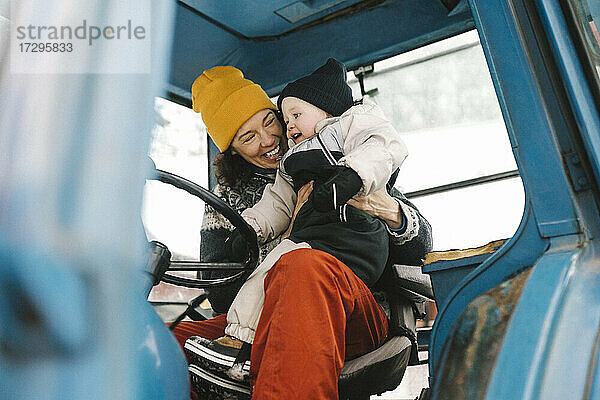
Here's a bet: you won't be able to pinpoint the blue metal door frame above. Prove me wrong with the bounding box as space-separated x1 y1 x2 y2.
0 1 189 399
429 0 600 397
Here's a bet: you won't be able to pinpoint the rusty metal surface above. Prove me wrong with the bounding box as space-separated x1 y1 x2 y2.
430 268 533 400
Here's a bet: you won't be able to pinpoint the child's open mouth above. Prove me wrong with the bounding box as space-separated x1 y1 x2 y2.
291 133 302 142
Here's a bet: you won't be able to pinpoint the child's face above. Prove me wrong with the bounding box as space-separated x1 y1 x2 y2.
281 97 330 144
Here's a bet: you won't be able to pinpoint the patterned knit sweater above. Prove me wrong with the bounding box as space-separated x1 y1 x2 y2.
200 167 432 314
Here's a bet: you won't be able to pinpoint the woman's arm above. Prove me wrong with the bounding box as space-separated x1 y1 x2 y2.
200 201 244 314
241 169 296 244
286 181 432 265
200 175 297 314
347 188 404 229
199 181 267 314
348 187 433 265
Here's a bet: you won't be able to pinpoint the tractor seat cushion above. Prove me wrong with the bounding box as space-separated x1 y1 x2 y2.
338 335 412 399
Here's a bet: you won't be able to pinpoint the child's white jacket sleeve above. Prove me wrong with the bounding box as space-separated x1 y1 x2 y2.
335 99 408 195
241 169 296 244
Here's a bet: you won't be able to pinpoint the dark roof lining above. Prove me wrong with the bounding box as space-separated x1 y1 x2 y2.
177 0 386 42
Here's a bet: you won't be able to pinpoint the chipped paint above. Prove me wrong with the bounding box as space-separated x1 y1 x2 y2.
430 268 533 400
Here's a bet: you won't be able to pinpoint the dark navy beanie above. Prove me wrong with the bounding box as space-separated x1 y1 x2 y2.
277 58 354 117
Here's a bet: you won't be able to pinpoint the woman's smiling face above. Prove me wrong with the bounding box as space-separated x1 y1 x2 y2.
230 109 288 169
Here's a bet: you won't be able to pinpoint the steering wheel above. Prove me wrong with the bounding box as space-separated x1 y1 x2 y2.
145 169 259 289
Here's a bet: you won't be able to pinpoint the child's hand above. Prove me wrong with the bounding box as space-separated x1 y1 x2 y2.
313 167 362 212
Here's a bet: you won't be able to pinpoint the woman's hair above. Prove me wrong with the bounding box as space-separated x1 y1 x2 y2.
213 109 285 188
213 149 254 188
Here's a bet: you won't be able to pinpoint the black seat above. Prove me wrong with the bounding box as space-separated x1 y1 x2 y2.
339 335 412 399
339 263 434 399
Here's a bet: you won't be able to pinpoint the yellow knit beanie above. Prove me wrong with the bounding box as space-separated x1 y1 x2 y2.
192 66 276 152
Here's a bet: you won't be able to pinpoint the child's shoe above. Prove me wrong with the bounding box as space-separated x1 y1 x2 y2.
188 363 251 400
184 336 250 384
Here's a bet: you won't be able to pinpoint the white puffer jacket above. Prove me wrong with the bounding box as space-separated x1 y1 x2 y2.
241 99 408 244
226 99 408 343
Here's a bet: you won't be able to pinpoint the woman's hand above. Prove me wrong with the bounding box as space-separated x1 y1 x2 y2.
281 181 313 240
347 188 405 230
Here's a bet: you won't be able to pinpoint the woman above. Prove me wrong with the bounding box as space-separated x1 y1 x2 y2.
172 65 432 399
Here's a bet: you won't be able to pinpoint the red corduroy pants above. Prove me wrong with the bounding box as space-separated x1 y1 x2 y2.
172 248 388 399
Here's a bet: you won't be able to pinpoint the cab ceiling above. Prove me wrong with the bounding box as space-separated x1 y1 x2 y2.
167 0 473 105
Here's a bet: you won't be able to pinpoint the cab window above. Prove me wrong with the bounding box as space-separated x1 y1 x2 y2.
347 31 524 250
143 97 207 302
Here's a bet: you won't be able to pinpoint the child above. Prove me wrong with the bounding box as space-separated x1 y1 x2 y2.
224 58 408 344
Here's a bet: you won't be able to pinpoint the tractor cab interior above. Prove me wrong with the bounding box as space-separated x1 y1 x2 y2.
5 0 599 399
144 1 523 398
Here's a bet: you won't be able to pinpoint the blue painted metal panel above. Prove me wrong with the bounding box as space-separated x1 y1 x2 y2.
181 0 364 37
0 1 189 399
168 0 474 100
591 331 600 400
169 4 243 101
536 0 600 197
429 201 547 373
423 250 504 306
428 0 585 373
537 218 581 238
469 0 579 231
430 0 600 397
483 237 600 400
429 265 533 400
